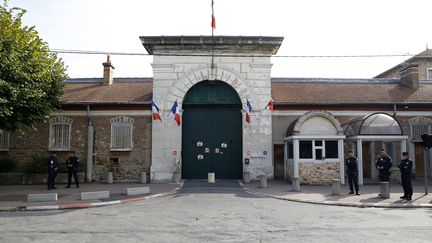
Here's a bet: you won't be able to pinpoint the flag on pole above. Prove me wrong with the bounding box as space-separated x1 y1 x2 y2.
151 101 162 122
211 0 216 30
246 100 253 124
266 99 274 111
171 100 181 126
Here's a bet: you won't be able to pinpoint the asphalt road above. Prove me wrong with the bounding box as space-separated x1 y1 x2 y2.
1 180 431 243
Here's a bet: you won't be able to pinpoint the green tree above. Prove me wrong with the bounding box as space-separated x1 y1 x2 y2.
0 1 67 132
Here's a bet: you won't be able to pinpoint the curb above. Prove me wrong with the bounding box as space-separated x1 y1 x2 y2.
1 182 184 212
240 183 432 209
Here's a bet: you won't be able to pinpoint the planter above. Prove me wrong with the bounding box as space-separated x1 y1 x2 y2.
0 172 85 185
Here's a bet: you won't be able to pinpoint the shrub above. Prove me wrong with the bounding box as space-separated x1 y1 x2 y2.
25 156 47 173
0 159 16 173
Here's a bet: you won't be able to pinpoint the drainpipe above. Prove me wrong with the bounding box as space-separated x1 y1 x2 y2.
393 104 397 117
86 105 94 182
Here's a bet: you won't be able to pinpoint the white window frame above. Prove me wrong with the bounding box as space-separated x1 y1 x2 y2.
49 116 73 151
299 139 340 162
0 130 10 151
427 68 432 80
110 116 134 151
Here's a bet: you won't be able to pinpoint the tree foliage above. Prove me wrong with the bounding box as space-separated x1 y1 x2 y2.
0 1 67 131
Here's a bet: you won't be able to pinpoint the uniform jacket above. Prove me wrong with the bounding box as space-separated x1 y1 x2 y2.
45 156 59 172
376 155 392 172
346 156 359 173
66 156 80 169
398 159 413 175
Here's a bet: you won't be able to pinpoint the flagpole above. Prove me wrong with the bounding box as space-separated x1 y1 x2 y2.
211 0 215 71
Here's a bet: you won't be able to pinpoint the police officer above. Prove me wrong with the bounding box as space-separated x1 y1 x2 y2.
376 149 392 182
346 150 360 195
45 152 59 190
399 152 413 201
65 151 80 188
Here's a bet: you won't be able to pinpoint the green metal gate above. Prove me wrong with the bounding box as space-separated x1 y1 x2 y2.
182 81 242 179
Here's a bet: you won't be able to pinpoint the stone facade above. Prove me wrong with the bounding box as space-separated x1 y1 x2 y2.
0 111 152 182
298 162 340 185
142 36 283 181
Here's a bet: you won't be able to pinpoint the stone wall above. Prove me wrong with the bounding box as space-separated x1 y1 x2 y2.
298 162 340 185
0 112 152 183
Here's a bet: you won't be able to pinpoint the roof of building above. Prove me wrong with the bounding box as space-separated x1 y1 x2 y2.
375 48 432 78
61 77 432 105
140 36 284 55
62 78 153 104
271 78 432 104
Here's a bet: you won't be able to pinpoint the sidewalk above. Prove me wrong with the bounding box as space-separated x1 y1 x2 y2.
241 180 432 208
0 182 182 211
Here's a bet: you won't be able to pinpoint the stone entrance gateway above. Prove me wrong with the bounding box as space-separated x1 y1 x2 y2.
140 36 283 181
182 80 242 179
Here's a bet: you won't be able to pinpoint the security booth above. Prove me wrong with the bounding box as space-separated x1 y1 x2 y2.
283 111 346 185
343 112 408 185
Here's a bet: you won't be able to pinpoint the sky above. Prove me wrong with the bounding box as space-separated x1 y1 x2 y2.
8 0 432 79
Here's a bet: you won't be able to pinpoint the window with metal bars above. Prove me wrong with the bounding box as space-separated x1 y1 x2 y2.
411 124 431 142
110 116 134 151
49 116 72 151
0 130 9 151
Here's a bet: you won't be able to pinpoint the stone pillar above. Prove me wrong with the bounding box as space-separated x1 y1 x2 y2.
357 139 363 185
284 143 288 180
380 181 390 199
86 125 94 182
208 172 215 183
293 139 300 178
106 172 113 184
243 171 251 184
259 175 267 188
292 177 300 191
332 179 341 195
401 139 407 154
338 139 345 184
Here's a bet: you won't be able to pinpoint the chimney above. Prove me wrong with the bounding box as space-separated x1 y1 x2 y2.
102 55 115 85
400 64 419 89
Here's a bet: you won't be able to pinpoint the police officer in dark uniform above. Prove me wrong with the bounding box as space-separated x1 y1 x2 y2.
65 151 80 188
376 149 392 182
45 153 59 190
399 152 413 201
346 150 360 195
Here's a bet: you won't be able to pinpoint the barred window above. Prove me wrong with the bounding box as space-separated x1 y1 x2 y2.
427 68 432 80
49 116 73 151
110 116 134 151
0 130 9 151
411 124 431 142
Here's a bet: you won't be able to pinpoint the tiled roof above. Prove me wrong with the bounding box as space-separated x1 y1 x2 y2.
271 78 432 104
61 78 153 104
61 77 432 105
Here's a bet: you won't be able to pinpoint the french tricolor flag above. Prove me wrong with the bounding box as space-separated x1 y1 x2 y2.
246 100 253 124
171 100 181 126
211 0 216 30
151 101 162 122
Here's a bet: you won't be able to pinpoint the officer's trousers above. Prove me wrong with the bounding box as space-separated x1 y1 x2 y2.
67 169 79 187
401 173 412 197
348 172 359 193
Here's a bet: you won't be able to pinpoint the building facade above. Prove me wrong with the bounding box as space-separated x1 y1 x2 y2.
1 36 431 185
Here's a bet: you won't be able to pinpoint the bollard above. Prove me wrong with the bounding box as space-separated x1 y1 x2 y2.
332 179 341 195
259 175 267 188
379 181 390 199
140 172 148 184
173 171 181 183
243 172 251 184
208 172 215 183
292 177 300 192
106 172 113 184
